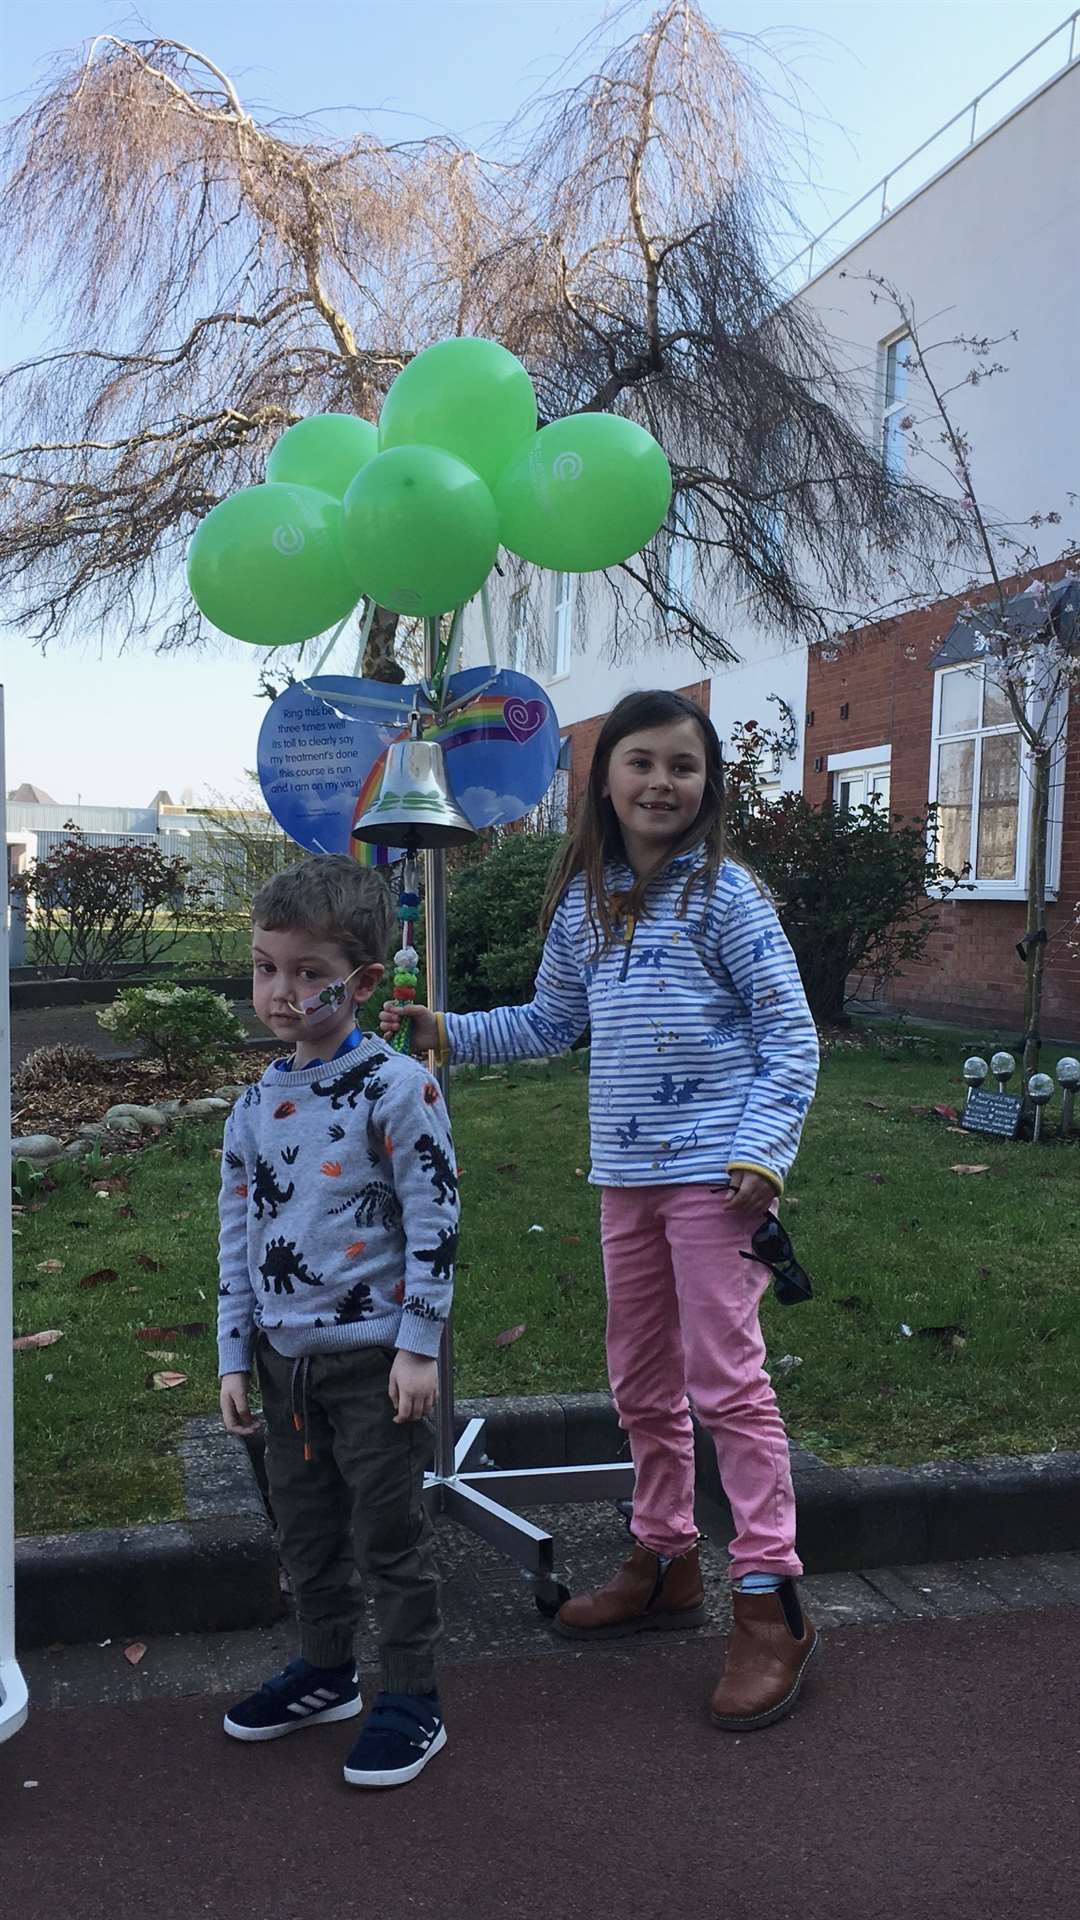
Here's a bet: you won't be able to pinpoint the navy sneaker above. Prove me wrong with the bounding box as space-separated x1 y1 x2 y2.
223 1657 362 1742
342 1690 447 1788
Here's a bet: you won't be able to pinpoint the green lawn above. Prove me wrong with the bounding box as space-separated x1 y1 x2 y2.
12 1030 1080 1533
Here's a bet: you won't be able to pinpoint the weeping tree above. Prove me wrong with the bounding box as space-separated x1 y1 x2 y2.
0 3 971 672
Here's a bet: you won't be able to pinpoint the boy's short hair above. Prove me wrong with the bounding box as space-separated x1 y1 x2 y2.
251 856 395 970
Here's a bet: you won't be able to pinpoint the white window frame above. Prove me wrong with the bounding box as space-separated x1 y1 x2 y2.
927 662 1065 901
664 496 699 625
827 744 892 814
549 573 574 681
880 330 912 477
508 586 529 673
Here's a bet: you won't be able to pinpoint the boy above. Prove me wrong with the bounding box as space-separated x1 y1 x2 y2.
217 856 457 1788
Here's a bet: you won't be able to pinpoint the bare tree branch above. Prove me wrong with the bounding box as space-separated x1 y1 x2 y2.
1 4 975 661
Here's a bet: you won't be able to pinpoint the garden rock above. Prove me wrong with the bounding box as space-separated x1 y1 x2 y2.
180 1097 232 1118
103 1103 170 1131
211 1085 244 1104
12 1134 65 1165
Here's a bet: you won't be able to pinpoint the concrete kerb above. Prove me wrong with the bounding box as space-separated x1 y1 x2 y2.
14 1396 1080 1648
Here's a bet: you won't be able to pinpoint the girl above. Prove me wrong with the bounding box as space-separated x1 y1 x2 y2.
380 690 820 1731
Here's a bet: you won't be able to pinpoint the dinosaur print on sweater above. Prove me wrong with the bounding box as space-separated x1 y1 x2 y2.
251 1154 295 1220
216 1034 458 1374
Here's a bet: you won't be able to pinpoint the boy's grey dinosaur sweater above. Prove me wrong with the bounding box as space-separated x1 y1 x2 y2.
216 1034 458 1376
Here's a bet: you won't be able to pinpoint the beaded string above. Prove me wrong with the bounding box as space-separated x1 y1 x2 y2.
390 850 421 1051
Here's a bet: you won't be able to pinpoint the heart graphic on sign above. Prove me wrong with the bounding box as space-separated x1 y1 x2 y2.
257 667 560 856
503 698 547 744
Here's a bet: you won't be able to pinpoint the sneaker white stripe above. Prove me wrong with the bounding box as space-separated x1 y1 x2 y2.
313 1688 339 1702
299 1694 327 1709
286 1702 313 1716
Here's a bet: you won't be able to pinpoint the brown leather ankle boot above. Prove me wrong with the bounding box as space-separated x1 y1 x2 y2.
554 1541 706 1640
709 1580 819 1730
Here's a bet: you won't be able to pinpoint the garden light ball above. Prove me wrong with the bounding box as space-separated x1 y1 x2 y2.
1055 1057 1080 1088
990 1051 1015 1085
1027 1073 1054 1103
963 1056 989 1088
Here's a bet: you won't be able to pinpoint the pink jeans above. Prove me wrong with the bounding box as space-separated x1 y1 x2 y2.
601 1184 802 1583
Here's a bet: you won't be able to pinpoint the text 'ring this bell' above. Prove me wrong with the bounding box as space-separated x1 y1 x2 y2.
352 735 475 849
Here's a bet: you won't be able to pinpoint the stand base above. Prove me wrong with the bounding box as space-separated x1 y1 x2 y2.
0 1659 28 1744
425 1416 636 1608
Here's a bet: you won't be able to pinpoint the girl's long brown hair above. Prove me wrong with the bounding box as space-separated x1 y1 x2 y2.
540 690 734 953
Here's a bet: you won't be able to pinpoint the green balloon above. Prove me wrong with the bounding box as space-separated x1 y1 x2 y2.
378 338 536 488
186 483 359 645
495 414 673 572
341 445 498 616
266 414 378 499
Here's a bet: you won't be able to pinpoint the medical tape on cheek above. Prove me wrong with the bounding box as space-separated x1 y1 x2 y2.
288 965 365 1026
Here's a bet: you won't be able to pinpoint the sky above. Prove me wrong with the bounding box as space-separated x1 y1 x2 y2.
0 0 1073 805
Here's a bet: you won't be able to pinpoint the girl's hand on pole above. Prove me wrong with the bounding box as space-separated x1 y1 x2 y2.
379 1002 438 1054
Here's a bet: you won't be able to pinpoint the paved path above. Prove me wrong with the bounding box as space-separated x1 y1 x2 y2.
4 1603 1077 1920
11 998 264 1071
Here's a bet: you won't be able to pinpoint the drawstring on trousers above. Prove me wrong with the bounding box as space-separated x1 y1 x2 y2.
290 1355 314 1464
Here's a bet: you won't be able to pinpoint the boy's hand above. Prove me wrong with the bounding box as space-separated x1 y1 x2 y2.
724 1170 777 1216
379 1002 438 1055
389 1350 438 1423
220 1371 261 1437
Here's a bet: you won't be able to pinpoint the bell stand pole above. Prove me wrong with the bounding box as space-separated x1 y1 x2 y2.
417 619 635 1613
0 687 29 1739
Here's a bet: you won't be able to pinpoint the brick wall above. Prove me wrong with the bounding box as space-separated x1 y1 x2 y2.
561 679 712 820
803 580 1080 1036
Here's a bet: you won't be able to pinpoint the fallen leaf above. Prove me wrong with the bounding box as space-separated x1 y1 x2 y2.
117 1205 136 1220
495 1324 526 1348
13 1329 64 1351
950 1164 990 1176
79 1267 119 1290
36 1259 64 1274
149 1370 188 1391
945 1126 968 1134
137 1320 208 1344
933 1105 960 1123
863 1100 889 1113
123 1641 147 1666
144 1350 177 1362
135 1253 163 1273
560 1234 582 1244
495 1162 519 1176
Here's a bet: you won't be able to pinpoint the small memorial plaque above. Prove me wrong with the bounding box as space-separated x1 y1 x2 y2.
962 1090 1023 1138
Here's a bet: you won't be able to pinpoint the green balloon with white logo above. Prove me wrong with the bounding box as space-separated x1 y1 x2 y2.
186 483 360 645
495 413 672 571
341 445 499 616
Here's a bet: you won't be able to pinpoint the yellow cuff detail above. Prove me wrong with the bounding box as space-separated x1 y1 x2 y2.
433 1011 451 1069
727 1162 784 1196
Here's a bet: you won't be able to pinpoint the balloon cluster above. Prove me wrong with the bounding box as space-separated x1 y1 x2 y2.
186 338 672 647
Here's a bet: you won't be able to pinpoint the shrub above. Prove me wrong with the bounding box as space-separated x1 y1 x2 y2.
13 1042 103 1093
734 793 968 1023
12 827 194 979
446 832 563 1011
98 985 246 1073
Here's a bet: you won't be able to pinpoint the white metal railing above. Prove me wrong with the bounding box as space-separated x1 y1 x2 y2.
780 10 1079 289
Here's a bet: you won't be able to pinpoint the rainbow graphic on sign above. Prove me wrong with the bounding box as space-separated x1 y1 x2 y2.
257 667 560 858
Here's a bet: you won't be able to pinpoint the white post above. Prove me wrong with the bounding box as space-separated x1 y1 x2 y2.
0 686 29 1740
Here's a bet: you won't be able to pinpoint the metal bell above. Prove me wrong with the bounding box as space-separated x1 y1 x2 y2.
352 735 474 849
